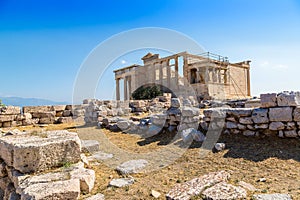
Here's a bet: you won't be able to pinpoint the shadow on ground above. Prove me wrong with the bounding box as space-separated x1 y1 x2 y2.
220 134 300 162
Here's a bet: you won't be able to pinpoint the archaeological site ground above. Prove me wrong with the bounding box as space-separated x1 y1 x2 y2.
0 51 299 200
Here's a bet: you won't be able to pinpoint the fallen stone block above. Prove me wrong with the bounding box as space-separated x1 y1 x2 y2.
150 114 167 126
181 128 205 143
20 179 80 200
166 171 230 200
116 159 148 175
202 182 247 200
88 151 113 162
70 167 95 193
109 178 134 188
269 107 293 122
252 193 292 200
85 193 105 200
238 181 257 192
116 120 132 131
0 130 81 173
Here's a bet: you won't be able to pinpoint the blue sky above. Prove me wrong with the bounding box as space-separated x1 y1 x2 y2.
1 0 300 102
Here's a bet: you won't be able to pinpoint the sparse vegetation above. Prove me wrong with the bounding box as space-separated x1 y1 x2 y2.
0 99 4 107
132 85 163 100
61 161 72 168
29 130 48 138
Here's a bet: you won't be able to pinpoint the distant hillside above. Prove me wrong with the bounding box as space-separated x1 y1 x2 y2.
0 97 69 107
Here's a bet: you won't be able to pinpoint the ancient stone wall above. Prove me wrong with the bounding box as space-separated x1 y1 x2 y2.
0 104 86 128
202 92 300 138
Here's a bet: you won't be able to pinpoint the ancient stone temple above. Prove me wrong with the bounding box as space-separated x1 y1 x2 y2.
114 52 251 100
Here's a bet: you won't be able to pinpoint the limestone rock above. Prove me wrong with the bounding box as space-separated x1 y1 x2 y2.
117 120 132 131
260 93 277 108
252 193 292 200
286 122 295 130
269 107 293 122
293 106 300 121
23 106 54 114
238 181 257 191
116 159 148 174
277 91 300 107
166 171 230 200
151 190 161 198
181 107 200 117
109 178 134 188
202 182 247 200
243 130 256 136
85 193 105 200
181 128 205 143
254 124 268 129
57 116 73 124
53 105 66 111
171 98 181 108
0 162 7 178
284 130 298 138
252 108 269 124
20 179 80 200
0 115 15 123
269 122 285 131
226 122 238 129
150 114 167 126
226 108 252 117
0 106 21 115
0 130 81 173
88 151 113 161
81 140 100 153
239 117 253 125
70 167 95 193
214 143 225 151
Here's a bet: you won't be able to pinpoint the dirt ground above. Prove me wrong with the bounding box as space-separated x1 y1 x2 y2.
11 123 300 199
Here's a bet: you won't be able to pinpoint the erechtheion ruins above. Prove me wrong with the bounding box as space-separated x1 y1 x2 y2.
114 52 251 100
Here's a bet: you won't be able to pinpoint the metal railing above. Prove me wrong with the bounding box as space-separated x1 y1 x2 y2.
197 52 229 63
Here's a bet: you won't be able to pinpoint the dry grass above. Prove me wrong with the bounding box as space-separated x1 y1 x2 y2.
7 123 300 199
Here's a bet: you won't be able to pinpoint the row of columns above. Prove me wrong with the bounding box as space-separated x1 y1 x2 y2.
116 75 132 101
190 67 228 84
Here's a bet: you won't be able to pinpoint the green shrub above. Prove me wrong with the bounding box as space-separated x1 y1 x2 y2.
0 99 4 107
132 85 163 100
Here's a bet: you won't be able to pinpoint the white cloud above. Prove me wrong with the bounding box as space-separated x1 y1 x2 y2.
259 61 288 70
121 60 127 65
260 61 269 67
